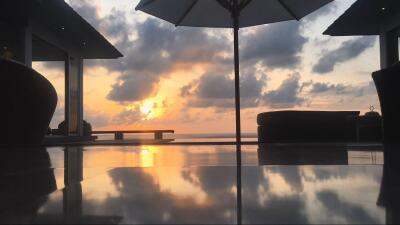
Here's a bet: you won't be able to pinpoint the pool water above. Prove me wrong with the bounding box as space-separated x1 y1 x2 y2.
1 144 395 224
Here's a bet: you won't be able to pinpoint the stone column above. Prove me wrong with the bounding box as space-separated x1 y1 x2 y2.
65 56 84 136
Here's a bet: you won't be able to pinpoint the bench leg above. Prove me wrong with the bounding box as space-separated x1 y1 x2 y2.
155 132 163 140
115 132 124 140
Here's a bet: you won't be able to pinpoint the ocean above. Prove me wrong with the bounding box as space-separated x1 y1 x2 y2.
95 133 258 142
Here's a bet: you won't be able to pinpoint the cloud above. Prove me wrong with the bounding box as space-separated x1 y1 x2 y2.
262 73 305 108
101 16 230 103
181 70 266 109
189 73 235 99
310 82 357 95
313 37 376 74
242 21 308 69
67 0 101 28
84 110 110 128
107 73 160 103
309 82 337 93
111 106 143 125
96 168 237 224
308 81 377 97
302 0 339 22
316 191 379 224
67 1 230 104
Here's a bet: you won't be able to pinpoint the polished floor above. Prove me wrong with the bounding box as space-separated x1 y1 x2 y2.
1 144 398 224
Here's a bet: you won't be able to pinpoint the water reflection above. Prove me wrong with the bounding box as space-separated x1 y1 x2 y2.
0 144 397 224
40 161 384 224
377 143 400 224
257 144 349 165
0 147 57 223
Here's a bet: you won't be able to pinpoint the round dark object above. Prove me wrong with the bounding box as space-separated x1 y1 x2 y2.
0 58 57 147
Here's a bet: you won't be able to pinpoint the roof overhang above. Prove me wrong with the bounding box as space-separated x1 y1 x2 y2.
324 0 400 36
0 0 123 60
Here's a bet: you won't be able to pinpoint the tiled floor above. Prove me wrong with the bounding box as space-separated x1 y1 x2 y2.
1 144 397 224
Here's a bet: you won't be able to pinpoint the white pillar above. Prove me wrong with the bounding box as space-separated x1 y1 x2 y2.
65 56 84 136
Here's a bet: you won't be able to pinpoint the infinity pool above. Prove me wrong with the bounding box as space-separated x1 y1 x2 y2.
1 144 393 224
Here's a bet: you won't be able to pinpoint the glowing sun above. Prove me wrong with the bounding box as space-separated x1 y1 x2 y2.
140 101 156 120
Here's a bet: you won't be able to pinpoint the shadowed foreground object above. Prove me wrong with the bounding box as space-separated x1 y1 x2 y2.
257 111 360 143
0 148 57 222
372 63 400 143
377 143 400 224
0 58 57 147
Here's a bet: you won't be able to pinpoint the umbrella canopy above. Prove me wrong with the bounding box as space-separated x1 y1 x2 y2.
136 0 333 28
324 0 400 36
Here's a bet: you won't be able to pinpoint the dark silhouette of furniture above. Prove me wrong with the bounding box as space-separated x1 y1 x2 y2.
52 120 93 137
45 121 97 145
0 58 57 147
357 111 383 142
92 130 174 141
257 111 360 143
372 63 400 143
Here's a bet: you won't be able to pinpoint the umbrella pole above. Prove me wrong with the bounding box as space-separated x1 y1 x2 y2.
233 2 241 162
234 24 243 224
233 1 242 224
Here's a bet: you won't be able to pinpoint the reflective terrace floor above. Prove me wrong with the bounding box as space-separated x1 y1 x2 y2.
1 143 399 224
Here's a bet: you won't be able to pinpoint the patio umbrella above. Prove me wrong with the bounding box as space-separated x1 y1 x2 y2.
135 1 333 223
135 0 332 147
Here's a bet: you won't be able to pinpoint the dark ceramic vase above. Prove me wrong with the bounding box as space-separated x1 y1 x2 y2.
0 58 57 147
372 63 400 144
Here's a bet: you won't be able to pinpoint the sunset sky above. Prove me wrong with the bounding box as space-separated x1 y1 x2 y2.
33 0 383 134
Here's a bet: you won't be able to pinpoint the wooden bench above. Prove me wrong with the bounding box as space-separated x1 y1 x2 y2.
92 130 174 141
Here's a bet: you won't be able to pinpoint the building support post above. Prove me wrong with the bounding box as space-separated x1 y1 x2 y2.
65 56 84 136
380 29 399 69
14 25 32 68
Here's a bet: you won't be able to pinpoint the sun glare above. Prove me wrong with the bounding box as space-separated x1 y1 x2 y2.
140 100 156 120
141 101 153 115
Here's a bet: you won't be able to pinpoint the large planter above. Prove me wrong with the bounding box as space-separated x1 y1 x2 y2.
0 58 57 147
372 63 400 143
